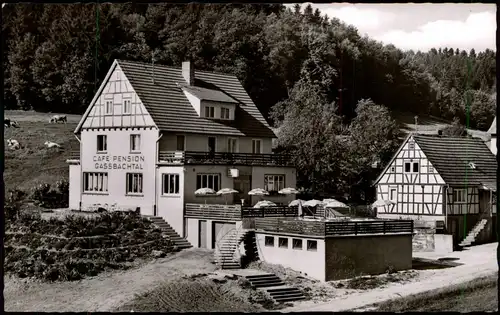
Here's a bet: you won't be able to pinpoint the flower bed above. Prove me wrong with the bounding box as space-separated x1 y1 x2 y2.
4 211 174 281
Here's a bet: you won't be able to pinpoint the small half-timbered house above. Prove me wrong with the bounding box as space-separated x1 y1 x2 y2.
374 133 497 246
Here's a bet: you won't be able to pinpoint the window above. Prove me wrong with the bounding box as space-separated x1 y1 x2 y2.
123 99 131 114
252 139 262 154
429 165 434 172
292 239 303 250
208 136 216 153
389 188 397 201
162 174 180 195
264 175 285 192
196 174 220 191
228 138 238 153
126 173 143 195
97 135 107 152
278 237 288 248
307 240 317 251
408 141 415 149
404 161 419 173
105 100 113 114
130 134 141 152
220 107 230 119
404 162 411 173
176 135 185 151
453 188 467 203
83 172 108 193
265 236 274 247
205 106 215 118
412 162 419 173
390 166 395 172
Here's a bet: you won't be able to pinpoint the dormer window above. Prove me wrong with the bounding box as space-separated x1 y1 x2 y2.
220 107 230 119
205 106 215 118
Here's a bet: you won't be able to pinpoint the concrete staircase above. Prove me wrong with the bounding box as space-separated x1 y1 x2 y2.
143 215 192 250
215 228 250 269
459 219 488 247
245 273 305 303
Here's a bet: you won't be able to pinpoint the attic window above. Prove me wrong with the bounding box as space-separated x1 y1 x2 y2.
408 141 415 149
205 106 215 118
469 162 476 169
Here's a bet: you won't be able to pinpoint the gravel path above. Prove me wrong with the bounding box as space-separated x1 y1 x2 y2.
4 248 217 312
283 243 498 312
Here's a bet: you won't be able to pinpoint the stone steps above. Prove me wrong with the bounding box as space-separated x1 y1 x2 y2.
245 273 305 303
459 219 488 247
214 228 250 270
143 215 193 249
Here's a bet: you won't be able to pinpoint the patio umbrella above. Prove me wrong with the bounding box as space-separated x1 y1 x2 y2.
324 199 349 208
216 188 239 205
302 199 323 207
195 187 216 204
253 200 277 209
288 199 303 207
248 188 269 204
371 199 395 208
278 187 300 195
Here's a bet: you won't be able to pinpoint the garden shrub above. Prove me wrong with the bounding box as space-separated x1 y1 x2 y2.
30 179 69 209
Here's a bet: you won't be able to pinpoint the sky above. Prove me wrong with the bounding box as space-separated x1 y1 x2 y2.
290 3 496 53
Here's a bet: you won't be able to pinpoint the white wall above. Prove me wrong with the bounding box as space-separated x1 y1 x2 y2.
490 136 497 155
68 164 81 210
156 166 185 234
256 233 326 281
186 218 242 248
79 128 159 215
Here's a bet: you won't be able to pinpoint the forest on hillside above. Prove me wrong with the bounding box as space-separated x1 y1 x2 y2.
2 3 496 201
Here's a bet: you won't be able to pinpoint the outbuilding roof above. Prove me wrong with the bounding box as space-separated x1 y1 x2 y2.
413 134 497 189
115 60 275 138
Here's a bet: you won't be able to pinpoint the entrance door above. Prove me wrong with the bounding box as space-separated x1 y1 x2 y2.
198 220 207 248
176 135 185 151
234 175 251 206
212 221 236 249
208 136 216 153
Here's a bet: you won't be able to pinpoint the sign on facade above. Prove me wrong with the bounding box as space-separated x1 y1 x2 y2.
93 155 145 170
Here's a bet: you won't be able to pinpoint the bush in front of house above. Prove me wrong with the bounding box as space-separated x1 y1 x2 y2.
30 179 69 209
4 211 173 281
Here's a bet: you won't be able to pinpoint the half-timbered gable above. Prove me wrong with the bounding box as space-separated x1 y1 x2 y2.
374 134 446 216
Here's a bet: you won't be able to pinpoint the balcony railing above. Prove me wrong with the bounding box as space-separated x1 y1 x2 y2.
184 203 300 221
158 151 294 167
67 150 80 161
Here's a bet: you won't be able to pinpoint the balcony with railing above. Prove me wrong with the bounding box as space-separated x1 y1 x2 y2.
184 203 299 221
158 151 294 167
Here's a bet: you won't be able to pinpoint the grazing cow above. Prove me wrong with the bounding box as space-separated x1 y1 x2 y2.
7 139 21 150
49 115 67 124
44 141 61 148
4 118 20 128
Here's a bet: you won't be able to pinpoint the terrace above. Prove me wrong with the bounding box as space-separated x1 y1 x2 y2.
158 151 294 167
184 203 414 237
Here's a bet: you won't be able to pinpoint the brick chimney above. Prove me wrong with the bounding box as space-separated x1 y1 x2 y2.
182 61 194 86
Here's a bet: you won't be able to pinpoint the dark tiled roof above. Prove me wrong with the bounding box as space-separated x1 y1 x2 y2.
118 60 275 138
181 85 239 104
413 134 497 188
487 117 496 135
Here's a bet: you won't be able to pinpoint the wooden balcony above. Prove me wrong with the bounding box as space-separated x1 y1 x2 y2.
253 218 414 237
184 203 300 221
158 151 294 167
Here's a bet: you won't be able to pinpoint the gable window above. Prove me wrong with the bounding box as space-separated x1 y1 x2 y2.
176 135 185 151
123 99 132 114
292 239 303 250
278 237 289 248
97 135 107 152
390 166 395 172
220 107 230 119
307 240 318 252
205 106 215 118
130 134 141 152
126 173 143 195
389 188 397 201
162 174 180 195
453 188 467 203
83 172 108 193
252 139 262 154
408 141 415 149
404 160 419 173
265 236 274 247
196 173 220 191
264 175 285 192
413 162 419 173
228 138 238 153
105 100 113 114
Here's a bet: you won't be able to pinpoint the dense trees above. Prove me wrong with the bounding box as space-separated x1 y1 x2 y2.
2 3 496 200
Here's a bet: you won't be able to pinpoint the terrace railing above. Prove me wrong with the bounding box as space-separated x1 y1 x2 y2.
184 203 242 221
158 150 294 167
241 206 299 218
324 220 414 236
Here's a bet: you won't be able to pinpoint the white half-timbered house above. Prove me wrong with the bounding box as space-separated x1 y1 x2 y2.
374 133 497 245
66 59 297 252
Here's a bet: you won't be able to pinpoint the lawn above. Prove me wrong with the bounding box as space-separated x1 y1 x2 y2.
4 110 81 191
372 274 498 312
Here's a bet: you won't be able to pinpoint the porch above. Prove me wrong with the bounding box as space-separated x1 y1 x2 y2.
158 150 294 167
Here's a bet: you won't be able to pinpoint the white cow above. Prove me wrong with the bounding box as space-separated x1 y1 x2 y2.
44 141 61 148
49 115 67 124
7 139 20 150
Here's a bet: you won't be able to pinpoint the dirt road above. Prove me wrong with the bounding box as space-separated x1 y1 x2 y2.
283 243 498 312
4 249 217 312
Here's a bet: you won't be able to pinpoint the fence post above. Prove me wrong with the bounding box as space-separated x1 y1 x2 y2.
383 221 386 234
